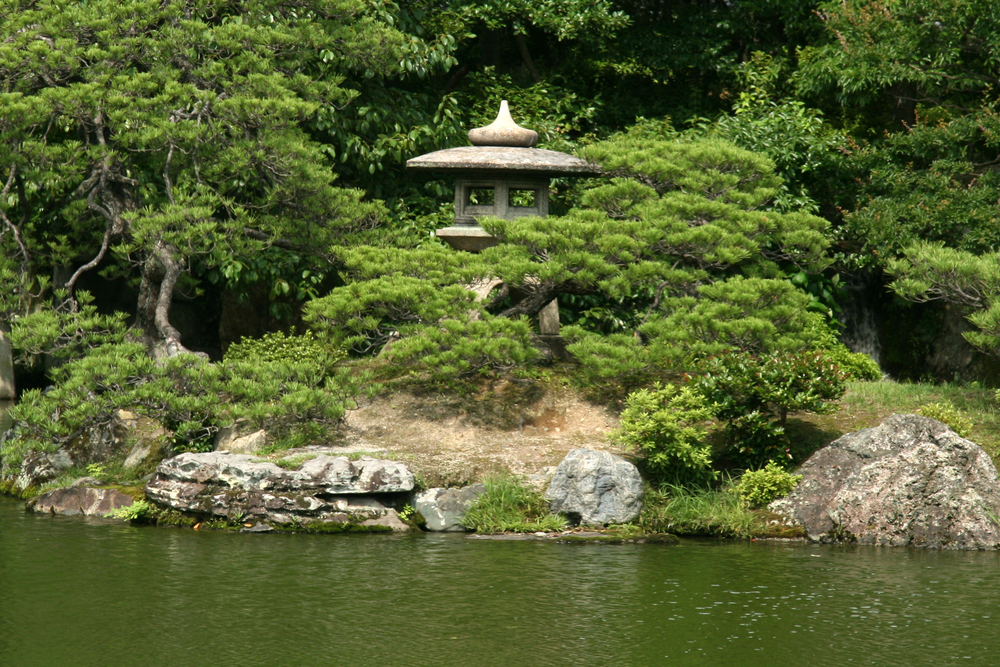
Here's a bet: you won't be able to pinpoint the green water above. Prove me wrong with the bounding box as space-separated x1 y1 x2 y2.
2 497 999 666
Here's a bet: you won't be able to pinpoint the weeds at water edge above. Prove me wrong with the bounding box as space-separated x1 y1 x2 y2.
462 474 567 534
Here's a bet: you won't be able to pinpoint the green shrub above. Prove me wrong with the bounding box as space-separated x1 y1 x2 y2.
462 474 567 533
735 462 802 508
695 350 847 467
824 345 882 381
107 499 153 521
85 463 107 479
612 383 716 486
224 330 344 366
802 312 881 380
917 401 973 438
5 331 372 465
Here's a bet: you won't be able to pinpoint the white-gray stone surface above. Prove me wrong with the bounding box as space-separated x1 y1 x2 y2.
545 448 644 526
27 486 134 516
145 452 415 530
413 484 485 531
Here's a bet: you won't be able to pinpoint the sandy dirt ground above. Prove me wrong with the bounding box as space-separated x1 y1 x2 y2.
316 379 626 487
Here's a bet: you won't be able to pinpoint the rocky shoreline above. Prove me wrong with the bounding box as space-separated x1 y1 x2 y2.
9 415 1000 549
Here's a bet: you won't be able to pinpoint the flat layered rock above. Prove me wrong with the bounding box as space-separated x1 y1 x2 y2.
145 452 414 529
771 414 1000 549
27 486 134 517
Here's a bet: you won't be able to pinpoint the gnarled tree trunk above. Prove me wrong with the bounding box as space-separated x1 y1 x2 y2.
137 241 201 359
0 324 14 400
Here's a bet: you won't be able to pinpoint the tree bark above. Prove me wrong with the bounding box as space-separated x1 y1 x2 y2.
514 32 541 83
0 323 14 400
497 282 563 319
137 242 201 359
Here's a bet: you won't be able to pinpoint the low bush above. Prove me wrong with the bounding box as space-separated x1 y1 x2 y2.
462 474 567 533
735 462 802 508
5 328 371 466
107 499 154 522
224 329 345 366
612 383 715 486
823 345 881 381
917 401 973 438
695 349 847 467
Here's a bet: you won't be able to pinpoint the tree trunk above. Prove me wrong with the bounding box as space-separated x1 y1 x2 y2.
514 33 541 83
0 324 14 400
891 83 917 129
497 282 563 320
136 242 201 359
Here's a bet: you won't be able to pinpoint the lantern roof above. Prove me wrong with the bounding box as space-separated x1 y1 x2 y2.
406 145 600 177
406 100 600 178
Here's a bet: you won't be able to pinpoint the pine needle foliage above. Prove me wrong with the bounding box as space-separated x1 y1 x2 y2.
4 322 369 465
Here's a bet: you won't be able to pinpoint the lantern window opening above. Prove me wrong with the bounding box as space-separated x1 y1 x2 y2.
508 188 536 208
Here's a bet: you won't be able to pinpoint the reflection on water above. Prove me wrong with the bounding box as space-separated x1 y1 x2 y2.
2 496 1000 667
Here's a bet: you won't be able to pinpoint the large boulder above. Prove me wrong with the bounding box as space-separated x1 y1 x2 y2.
27 486 135 516
545 448 644 526
145 452 415 530
413 484 485 531
771 414 1000 549
214 419 268 454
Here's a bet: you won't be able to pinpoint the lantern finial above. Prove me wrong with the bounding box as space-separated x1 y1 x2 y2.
468 100 538 148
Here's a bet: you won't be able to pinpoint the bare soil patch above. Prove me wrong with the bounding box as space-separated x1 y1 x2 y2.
325 379 624 487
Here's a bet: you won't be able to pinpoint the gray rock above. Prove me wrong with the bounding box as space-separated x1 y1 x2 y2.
27 486 134 516
361 509 411 532
770 414 1000 549
145 452 415 530
413 484 485 531
123 442 153 469
11 449 74 492
545 448 644 526
215 421 268 454
64 409 170 470
225 430 267 454
69 476 104 488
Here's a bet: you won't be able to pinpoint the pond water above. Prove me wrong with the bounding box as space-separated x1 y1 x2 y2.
2 496 999 666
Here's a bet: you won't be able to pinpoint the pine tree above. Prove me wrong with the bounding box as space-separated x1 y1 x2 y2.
0 0 396 357
306 129 832 380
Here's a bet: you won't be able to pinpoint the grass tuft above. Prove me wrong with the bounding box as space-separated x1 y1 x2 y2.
637 482 763 538
462 474 567 533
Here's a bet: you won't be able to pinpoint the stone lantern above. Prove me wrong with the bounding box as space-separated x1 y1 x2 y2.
406 101 600 252
406 101 600 336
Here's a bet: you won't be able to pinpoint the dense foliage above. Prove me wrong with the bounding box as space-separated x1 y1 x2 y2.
4 0 992 490
613 383 715 487
695 350 847 467
735 462 802 508
4 322 368 464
